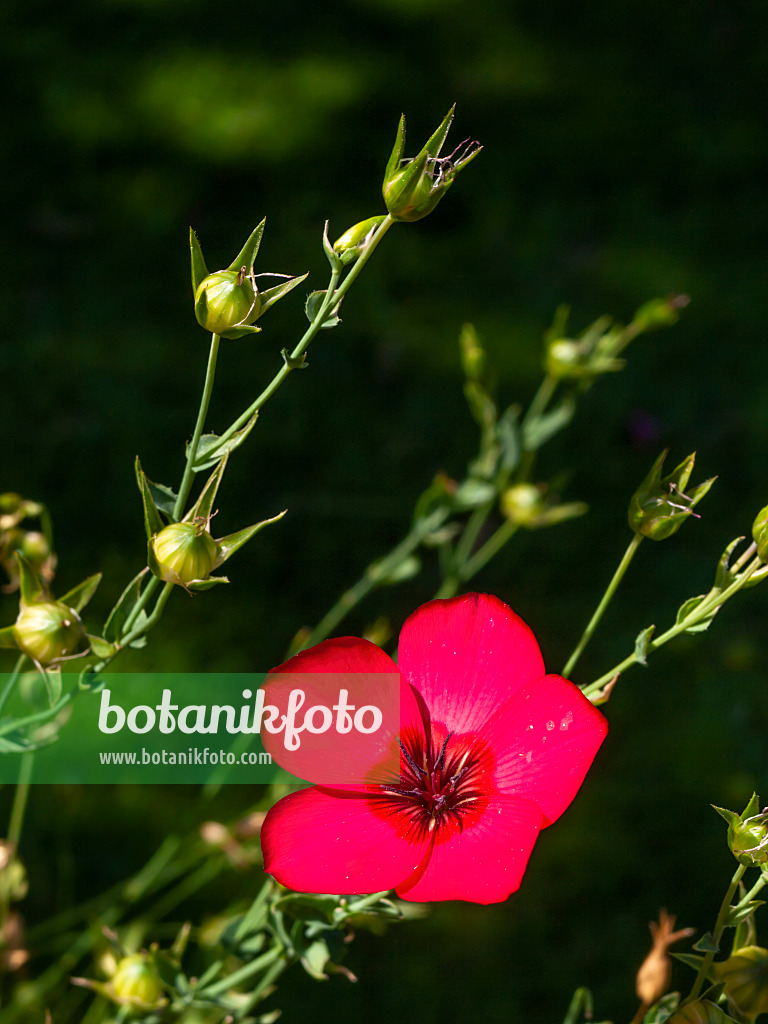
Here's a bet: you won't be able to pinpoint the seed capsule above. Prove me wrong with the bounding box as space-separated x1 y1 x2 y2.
150 522 218 585
14 600 86 665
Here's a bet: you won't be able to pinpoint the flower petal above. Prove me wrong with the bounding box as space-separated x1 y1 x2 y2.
485 673 608 826
396 795 543 904
261 786 432 894
271 636 399 676
397 593 545 735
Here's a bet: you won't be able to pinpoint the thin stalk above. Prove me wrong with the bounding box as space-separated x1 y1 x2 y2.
563 533 643 678
7 751 34 847
435 519 520 599
582 556 763 697
689 863 747 1000
523 373 557 431
216 216 396 449
173 332 221 519
200 945 284 998
0 654 27 717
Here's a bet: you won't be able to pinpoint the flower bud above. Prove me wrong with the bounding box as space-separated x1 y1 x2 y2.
110 953 164 1007
150 522 218 586
628 451 715 541
333 216 387 265
382 106 481 222
633 294 690 332
713 796 768 867
501 484 545 527
14 600 87 665
667 999 736 1024
752 504 768 563
710 946 768 1021
194 268 261 339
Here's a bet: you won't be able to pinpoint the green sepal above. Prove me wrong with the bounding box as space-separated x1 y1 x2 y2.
16 555 44 605
59 572 102 613
226 220 266 273
724 900 765 929
87 634 117 659
185 456 228 525
634 624 656 665
742 793 761 818
323 221 343 272
146 479 179 520
0 625 19 649
186 575 229 592
189 228 209 294
384 113 408 184
260 272 309 316
305 289 341 329
281 348 308 370
186 414 258 473
716 537 746 589
672 952 706 971
713 805 742 829
104 568 149 643
212 510 287 569
135 457 166 538
219 322 263 341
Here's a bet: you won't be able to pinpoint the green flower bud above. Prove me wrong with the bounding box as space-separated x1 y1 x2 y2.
194 268 262 339
333 216 387 265
752 504 768 563
502 484 545 527
713 796 768 867
667 999 737 1024
711 947 768 1021
633 294 690 332
17 531 51 568
150 522 218 586
628 451 715 541
110 953 165 1007
14 600 86 665
382 106 481 223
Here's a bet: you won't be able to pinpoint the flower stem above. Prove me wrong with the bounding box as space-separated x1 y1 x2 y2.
0 654 27 717
563 533 643 678
173 332 221 520
689 862 747 1001
215 215 396 448
582 556 762 698
7 751 34 848
435 518 520 599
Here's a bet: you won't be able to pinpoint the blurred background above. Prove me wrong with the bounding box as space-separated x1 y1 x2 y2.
2 0 768 1019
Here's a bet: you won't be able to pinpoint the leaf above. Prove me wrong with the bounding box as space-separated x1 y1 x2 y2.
672 952 706 971
725 900 765 928
643 992 680 1024
213 511 287 569
453 479 497 510
0 730 57 753
86 634 116 659
522 396 576 451
497 406 521 473
103 568 148 643
186 576 229 592
634 625 655 666
186 414 258 473
676 594 718 634
135 457 166 537
41 666 62 707
300 938 331 981
692 932 719 953
715 537 746 589
59 573 102 614
189 228 209 294
226 220 266 273
305 289 341 328
146 479 179 520
376 555 421 586
0 626 18 650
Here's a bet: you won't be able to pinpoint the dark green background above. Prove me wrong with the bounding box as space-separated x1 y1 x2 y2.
2 0 768 1020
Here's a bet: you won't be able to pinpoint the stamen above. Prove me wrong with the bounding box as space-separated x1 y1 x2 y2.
398 737 427 777
433 731 453 772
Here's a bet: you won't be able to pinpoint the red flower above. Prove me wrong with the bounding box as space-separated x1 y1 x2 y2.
261 593 607 904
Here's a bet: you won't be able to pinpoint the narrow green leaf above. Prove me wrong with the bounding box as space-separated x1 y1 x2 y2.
59 573 102 614
226 220 266 273
212 510 287 569
522 396 576 451
104 569 148 643
305 289 341 328
634 625 655 666
135 457 165 538
715 537 745 589
672 952 706 971
725 900 765 928
0 731 57 753
692 932 719 953
186 576 229 592
87 634 116 659
260 272 309 315
146 479 179 520
453 479 497 510
187 414 258 473
190 228 209 294
675 594 718 634
376 554 421 586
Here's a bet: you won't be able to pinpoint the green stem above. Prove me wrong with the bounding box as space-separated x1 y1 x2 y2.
119 572 159 638
216 216 396 449
0 654 27 717
7 751 34 847
293 504 449 654
582 556 763 698
200 945 284 998
689 863 747 1001
739 872 767 906
563 533 643 678
173 332 221 519
523 373 557 431
435 519 520 599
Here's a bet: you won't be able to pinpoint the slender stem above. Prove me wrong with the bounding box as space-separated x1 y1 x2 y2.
293 505 449 654
435 519 520 599
200 945 284 998
563 533 643 678
0 654 27 717
120 573 159 638
739 872 767 906
582 556 763 697
216 216 396 448
523 373 557 432
689 863 747 1000
7 751 34 847
174 333 221 519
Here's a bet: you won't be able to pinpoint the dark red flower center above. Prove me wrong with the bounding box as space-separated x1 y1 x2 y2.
375 729 492 844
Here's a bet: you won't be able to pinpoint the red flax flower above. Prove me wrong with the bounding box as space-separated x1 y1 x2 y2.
261 593 607 904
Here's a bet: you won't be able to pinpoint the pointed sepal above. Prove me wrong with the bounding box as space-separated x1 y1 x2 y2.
0 625 19 649
226 220 266 274
212 510 287 570
135 457 166 538
16 554 45 605
190 228 209 295
259 272 309 316
59 572 102 613
185 455 228 525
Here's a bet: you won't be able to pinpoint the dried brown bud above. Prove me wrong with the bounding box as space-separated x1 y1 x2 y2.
636 909 695 1008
